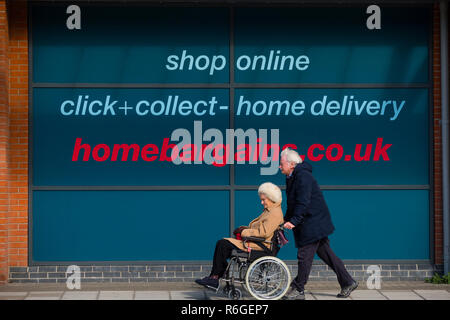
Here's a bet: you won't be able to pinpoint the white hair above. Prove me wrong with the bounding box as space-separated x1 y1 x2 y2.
258 182 282 203
280 148 302 164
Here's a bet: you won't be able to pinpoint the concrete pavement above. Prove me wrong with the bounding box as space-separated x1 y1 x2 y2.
0 281 449 300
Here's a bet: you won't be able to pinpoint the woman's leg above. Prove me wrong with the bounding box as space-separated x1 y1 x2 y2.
210 239 241 278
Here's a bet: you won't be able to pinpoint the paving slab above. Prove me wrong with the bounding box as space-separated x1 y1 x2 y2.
206 289 252 300
206 291 230 300
413 290 450 300
311 291 348 300
0 292 28 300
134 291 170 300
61 291 99 300
1 281 448 292
380 291 424 300
349 290 387 300
1 281 449 300
170 290 207 300
25 291 63 300
205 286 295 301
303 292 316 300
98 290 134 300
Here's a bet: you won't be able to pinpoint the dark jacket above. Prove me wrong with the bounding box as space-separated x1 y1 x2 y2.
284 161 335 247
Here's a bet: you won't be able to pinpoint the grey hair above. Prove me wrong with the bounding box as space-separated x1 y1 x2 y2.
258 182 282 203
280 148 303 164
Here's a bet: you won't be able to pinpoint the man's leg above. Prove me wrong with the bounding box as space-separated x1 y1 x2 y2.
315 237 354 288
291 240 320 292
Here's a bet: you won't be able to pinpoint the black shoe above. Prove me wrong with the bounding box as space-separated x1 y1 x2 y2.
194 276 219 290
336 281 358 298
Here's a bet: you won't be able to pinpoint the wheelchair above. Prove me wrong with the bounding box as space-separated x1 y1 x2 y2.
217 227 291 300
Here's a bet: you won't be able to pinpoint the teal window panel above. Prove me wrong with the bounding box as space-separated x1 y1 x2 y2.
233 88 429 186
32 190 229 262
32 88 230 186
32 6 230 83
234 7 429 83
235 190 429 260
32 6 429 84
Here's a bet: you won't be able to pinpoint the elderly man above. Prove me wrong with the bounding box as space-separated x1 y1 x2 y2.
279 148 358 299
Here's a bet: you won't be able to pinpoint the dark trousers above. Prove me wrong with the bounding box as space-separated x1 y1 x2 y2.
292 237 354 291
210 239 244 278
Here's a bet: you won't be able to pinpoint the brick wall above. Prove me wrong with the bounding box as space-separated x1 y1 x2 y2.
433 3 444 267
8 262 442 284
0 0 9 284
7 0 28 269
0 0 28 285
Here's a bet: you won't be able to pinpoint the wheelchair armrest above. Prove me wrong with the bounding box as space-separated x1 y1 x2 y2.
242 236 266 243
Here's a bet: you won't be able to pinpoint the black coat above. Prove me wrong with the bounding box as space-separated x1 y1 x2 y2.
284 161 335 247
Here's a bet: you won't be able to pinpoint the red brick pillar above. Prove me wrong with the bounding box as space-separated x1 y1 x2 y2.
7 0 28 274
0 0 10 285
0 0 28 285
433 3 443 267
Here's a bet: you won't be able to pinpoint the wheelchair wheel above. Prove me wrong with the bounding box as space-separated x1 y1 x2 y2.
245 256 291 300
228 288 242 300
223 283 231 295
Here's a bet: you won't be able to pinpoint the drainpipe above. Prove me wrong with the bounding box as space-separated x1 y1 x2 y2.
440 0 449 275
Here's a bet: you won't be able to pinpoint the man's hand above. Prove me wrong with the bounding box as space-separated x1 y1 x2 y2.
283 222 295 230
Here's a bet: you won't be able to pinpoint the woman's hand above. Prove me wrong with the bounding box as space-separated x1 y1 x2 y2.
283 222 295 230
233 226 248 235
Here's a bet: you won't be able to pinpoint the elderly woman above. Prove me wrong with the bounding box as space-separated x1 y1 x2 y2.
195 182 284 290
